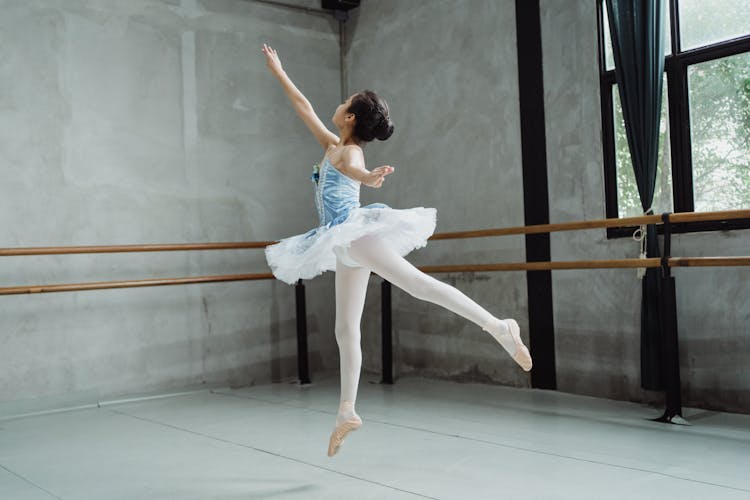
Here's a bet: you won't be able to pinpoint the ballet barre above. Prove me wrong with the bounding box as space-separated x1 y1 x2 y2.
379 208 750 425
417 257 750 273
0 241 312 385
0 239 277 295
428 209 750 239
0 241 275 256
0 273 274 294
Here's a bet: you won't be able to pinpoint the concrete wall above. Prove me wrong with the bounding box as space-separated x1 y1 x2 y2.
0 0 341 415
345 0 748 414
346 0 530 388
3 0 746 416
540 0 750 413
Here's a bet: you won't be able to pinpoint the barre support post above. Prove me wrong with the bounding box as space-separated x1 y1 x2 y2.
654 213 687 424
381 279 393 384
295 280 311 385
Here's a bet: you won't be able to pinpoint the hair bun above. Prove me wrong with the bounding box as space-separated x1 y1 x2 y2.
375 117 394 141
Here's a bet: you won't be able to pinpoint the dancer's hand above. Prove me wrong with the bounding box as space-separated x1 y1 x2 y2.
262 43 283 75
365 165 394 188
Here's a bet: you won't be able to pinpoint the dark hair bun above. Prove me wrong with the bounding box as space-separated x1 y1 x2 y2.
348 90 394 143
375 118 394 141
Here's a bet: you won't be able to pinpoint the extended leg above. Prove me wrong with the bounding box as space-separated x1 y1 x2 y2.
348 235 531 371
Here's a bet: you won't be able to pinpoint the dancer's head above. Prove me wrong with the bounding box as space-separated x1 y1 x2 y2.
333 90 394 144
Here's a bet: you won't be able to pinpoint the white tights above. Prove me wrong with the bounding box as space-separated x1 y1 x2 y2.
333 235 507 425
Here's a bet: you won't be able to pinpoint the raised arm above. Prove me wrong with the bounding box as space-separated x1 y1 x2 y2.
262 44 339 150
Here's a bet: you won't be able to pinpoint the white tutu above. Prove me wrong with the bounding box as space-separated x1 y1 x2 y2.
265 205 436 284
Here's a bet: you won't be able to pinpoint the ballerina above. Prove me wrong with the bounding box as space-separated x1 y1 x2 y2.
261 43 532 457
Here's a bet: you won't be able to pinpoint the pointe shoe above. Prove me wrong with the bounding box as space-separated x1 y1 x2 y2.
327 416 362 457
505 319 532 372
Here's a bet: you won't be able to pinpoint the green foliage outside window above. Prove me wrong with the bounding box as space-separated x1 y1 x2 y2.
613 83 673 217
689 53 750 211
607 0 750 216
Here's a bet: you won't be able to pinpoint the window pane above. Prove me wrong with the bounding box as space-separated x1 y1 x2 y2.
602 1 615 71
602 1 670 72
612 83 673 217
688 52 750 211
679 0 750 50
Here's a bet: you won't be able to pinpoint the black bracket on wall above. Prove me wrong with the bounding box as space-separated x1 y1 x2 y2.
321 0 359 20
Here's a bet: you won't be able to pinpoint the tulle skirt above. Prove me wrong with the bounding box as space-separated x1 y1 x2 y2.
265 205 437 285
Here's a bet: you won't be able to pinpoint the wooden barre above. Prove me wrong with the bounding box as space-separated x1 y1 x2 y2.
0 241 277 257
419 258 662 273
3 257 749 296
420 257 750 273
429 209 750 240
430 215 662 239
0 273 275 295
669 257 750 267
668 210 750 224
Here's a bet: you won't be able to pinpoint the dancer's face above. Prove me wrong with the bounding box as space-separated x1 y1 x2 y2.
332 94 356 130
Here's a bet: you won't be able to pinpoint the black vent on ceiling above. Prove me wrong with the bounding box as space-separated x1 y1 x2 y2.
321 0 360 11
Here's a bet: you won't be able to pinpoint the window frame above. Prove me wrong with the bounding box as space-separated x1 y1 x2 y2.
597 0 750 238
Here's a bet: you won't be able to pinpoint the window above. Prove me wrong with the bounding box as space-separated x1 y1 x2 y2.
688 52 750 211
613 80 673 218
597 0 750 236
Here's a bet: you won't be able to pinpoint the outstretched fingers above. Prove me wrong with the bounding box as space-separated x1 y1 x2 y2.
261 43 282 72
370 165 394 188
372 165 395 175
262 43 276 55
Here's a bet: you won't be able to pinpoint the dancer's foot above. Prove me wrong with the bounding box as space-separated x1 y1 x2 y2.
483 318 533 371
328 401 362 457
327 415 362 457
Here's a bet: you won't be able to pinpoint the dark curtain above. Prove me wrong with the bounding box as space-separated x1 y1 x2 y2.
605 0 666 390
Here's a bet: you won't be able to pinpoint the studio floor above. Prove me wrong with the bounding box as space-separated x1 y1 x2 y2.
1 374 749 500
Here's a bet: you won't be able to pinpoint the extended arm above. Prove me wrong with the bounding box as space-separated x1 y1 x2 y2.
262 44 339 150
338 147 394 188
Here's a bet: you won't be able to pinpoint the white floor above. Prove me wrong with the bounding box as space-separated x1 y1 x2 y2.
1 375 749 500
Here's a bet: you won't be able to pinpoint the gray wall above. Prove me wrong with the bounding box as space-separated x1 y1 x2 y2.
541 0 749 413
0 0 341 415
345 0 748 413
3 0 746 416
346 0 531 388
